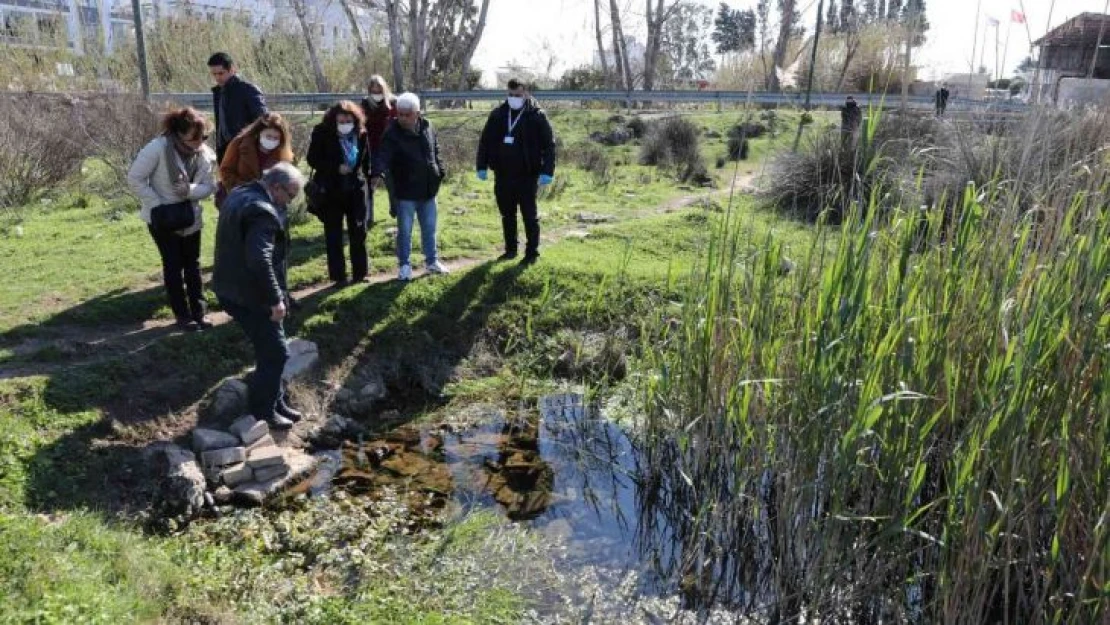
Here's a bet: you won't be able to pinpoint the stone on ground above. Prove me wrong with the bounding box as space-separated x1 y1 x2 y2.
233 449 316 506
149 444 206 517
206 378 248 421
220 462 254 488
282 338 319 381
247 445 285 469
192 428 240 453
200 446 246 468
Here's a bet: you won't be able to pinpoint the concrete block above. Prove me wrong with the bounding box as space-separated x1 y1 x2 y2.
201 446 246 468
192 428 240 452
247 445 284 469
239 420 270 446
220 463 254 488
248 433 275 451
228 415 257 439
253 464 290 483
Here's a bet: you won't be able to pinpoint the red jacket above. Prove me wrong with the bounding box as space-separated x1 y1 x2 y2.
361 97 398 151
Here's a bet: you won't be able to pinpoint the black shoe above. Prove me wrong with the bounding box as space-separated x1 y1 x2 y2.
519 254 539 266
267 414 295 430
193 317 214 331
332 278 349 288
497 251 518 262
175 318 199 332
276 402 303 422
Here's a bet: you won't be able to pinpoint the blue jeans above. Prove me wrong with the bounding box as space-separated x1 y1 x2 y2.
219 297 289 420
395 198 438 267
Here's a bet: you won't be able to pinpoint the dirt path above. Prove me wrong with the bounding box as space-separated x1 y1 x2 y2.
0 172 761 381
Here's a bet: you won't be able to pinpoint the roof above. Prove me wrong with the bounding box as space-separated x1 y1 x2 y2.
1034 13 1110 48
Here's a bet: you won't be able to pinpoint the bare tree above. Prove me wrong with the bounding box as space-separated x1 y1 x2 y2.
594 0 610 82
642 0 683 91
384 0 406 91
340 0 369 63
453 0 490 91
609 0 633 91
291 0 330 92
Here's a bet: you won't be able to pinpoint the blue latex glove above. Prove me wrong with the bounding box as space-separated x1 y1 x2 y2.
476 169 488 181
538 174 554 186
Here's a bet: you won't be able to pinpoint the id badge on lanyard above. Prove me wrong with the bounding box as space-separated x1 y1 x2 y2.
505 110 522 145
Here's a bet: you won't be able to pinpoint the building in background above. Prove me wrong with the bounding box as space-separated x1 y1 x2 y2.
1031 12 1110 106
0 0 377 56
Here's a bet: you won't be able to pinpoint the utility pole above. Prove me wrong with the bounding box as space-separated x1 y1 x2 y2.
131 0 150 99
792 0 824 153
968 0 982 99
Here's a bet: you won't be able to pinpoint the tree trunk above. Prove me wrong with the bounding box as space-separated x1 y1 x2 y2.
609 0 633 92
340 0 368 63
292 0 330 92
835 31 861 91
455 0 491 92
385 0 405 91
771 0 796 91
594 0 610 83
642 0 669 92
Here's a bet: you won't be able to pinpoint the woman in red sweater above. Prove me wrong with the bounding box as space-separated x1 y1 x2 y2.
361 75 398 222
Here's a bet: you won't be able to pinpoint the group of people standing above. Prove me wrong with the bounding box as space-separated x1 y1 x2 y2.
125 52 557 431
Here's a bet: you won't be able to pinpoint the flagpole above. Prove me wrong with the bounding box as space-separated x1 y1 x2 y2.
968 0 982 98
1001 19 1013 86
994 21 1001 85
1018 0 1033 48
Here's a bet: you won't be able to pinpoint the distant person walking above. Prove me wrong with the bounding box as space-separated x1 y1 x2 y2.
218 112 295 206
935 85 951 116
211 163 307 430
360 75 398 228
475 78 556 266
371 92 449 281
840 96 863 135
127 107 217 332
307 101 372 285
209 52 268 164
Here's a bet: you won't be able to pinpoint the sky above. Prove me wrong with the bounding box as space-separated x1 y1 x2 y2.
471 0 1110 84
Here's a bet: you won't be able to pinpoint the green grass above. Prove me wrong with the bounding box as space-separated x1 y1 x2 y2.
0 107 831 621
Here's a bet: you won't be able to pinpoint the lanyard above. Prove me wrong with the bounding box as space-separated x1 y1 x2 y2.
507 109 523 135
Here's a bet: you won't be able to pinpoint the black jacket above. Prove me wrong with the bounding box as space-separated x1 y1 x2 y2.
306 123 371 197
372 118 445 202
211 182 287 311
211 75 268 149
476 98 556 178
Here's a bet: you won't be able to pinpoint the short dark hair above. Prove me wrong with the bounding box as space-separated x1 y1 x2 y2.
207 52 233 70
507 78 526 91
161 107 208 138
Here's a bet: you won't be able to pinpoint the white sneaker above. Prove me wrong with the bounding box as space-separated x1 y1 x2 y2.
398 265 413 281
426 261 450 275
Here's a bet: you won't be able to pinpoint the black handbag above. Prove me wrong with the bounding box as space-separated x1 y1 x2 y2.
304 169 325 220
150 200 196 231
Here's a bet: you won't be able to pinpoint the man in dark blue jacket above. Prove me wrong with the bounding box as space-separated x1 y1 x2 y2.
475 78 556 266
209 52 268 164
212 163 305 429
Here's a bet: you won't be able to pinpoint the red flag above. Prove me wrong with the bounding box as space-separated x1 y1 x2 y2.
1011 10 1026 24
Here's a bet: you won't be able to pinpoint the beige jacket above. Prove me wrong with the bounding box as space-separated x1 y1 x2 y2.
127 136 217 236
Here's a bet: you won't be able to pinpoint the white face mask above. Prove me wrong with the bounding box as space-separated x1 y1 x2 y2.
259 136 280 151
337 123 355 135
371 94 385 103
507 96 525 110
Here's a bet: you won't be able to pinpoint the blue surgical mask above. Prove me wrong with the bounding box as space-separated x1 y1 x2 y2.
507 96 525 110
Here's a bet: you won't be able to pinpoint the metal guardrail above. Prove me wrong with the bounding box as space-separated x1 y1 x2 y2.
153 90 1027 113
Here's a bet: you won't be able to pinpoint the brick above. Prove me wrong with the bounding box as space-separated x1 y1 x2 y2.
192 428 239 452
248 433 275 451
253 464 290 483
228 416 258 439
247 445 284 469
201 446 246 468
220 463 254 488
239 420 270 446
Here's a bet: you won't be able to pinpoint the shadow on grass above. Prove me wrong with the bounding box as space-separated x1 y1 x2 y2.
22 259 531 515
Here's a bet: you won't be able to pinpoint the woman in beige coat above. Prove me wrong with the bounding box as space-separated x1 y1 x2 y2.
127 107 217 331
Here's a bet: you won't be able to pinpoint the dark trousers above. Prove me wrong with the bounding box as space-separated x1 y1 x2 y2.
148 226 205 321
323 189 369 282
219 297 289 421
495 176 540 256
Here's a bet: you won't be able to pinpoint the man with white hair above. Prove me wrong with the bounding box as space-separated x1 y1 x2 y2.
212 162 307 429
371 92 448 281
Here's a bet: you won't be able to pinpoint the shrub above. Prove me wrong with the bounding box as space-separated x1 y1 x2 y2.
433 121 482 183
73 95 164 200
625 116 648 139
727 136 750 161
572 142 613 186
0 95 90 212
588 129 633 146
730 122 767 140
639 117 707 183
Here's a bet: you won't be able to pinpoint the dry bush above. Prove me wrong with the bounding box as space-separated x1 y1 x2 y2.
640 117 708 183
70 96 165 200
434 120 482 182
571 142 613 186
0 95 90 212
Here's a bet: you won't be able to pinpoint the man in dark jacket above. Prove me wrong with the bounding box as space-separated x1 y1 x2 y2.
935 85 950 116
475 78 556 266
212 163 305 429
370 92 448 281
209 52 268 164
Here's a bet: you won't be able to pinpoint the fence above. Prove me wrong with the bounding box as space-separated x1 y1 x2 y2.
153 90 1028 113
